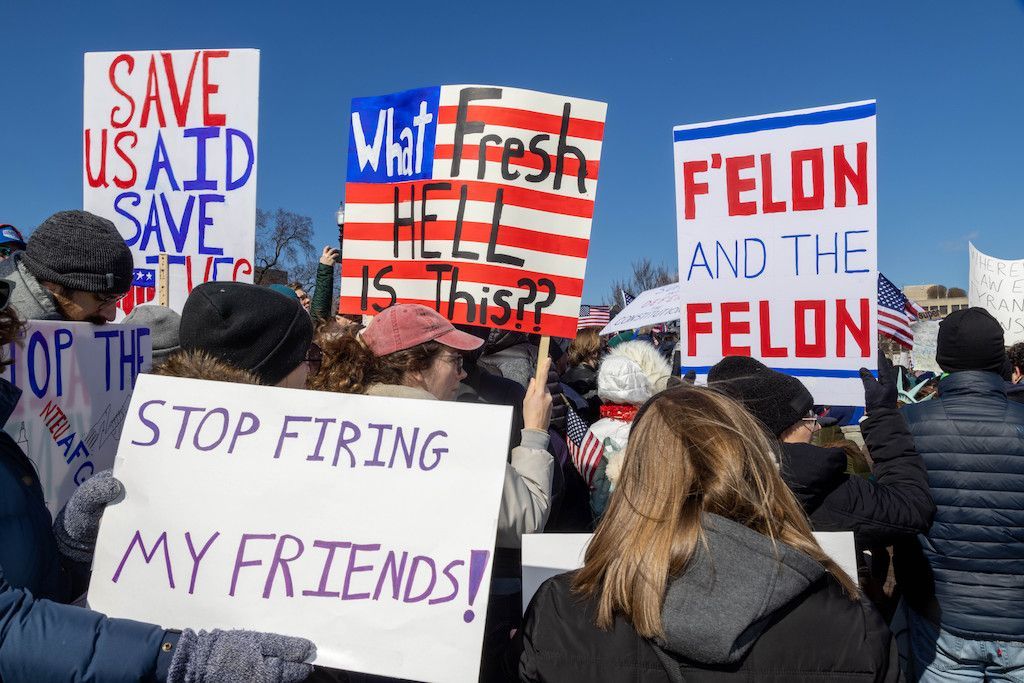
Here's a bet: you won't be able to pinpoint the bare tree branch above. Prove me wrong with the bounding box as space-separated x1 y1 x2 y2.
606 258 677 307
254 208 317 289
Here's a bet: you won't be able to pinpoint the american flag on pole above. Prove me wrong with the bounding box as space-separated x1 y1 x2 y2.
621 290 635 307
567 406 604 488
878 273 923 349
341 85 607 338
578 304 611 329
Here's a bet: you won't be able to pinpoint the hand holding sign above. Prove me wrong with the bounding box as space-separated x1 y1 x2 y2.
168 628 313 683
524 357 553 431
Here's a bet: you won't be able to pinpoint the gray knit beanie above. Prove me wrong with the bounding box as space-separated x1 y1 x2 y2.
123 304 181 365
22 210 134 294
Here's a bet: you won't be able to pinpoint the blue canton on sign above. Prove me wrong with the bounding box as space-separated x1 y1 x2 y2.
347 86 441 183
132 268 156 288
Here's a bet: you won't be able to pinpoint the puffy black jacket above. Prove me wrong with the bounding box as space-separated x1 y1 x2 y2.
900 371 1024 640
513 515 899 682
780 405 935 547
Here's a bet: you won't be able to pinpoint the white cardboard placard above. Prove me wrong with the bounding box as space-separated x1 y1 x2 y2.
90 375 512 682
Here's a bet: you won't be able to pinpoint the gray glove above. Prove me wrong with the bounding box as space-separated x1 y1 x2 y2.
168 629 314 683
53 469 123 563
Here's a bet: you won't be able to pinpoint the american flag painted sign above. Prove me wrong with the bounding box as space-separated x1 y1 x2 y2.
341 85 607 338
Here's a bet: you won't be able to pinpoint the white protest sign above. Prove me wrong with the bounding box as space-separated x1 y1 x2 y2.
521 530 857 613
83 49 259 317
969 242 1024 344
673 101 878 405
90 375 512 682
909 320 942 373
600 282 681 336
0 321 151 516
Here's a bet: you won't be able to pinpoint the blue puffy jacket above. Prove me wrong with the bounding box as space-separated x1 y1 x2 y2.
901 371 1024 640
0 378 178 681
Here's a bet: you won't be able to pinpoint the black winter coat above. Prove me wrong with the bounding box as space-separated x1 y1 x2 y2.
899 371 1024 640
780 405 935 547
513 515 900 682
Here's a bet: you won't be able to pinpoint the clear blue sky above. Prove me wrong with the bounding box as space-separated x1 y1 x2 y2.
3 1 1022 300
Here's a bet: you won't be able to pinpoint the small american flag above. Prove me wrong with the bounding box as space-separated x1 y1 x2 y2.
578 304 611 329
565 405 588 461
621 290 635 307
567 405 605 487
878 274 922 349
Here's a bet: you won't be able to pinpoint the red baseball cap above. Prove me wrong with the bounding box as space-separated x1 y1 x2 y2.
362 304 484 356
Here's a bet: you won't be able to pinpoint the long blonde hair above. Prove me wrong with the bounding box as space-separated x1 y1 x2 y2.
572 385 857 639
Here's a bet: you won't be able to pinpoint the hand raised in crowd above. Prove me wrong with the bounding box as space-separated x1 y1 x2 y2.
168 628 314 683
859 352 898 414
319 245 340 266
523 358 554 432
53 469 123 563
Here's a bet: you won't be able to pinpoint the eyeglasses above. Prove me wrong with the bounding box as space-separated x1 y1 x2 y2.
92 291 125 306
800 411 822 433
440 353 464 372
305 343 323 375
0 247 14 259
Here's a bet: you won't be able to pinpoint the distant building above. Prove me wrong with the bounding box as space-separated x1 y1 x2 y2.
903 283 968 318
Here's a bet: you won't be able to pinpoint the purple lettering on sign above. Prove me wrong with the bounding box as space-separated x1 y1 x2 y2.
364 423 393 467
111 529 176 589
373 550 409 601
402 555 437 603
333 420 360 467
262 534 305 599
301 540 351 598
274 416 312 459
229 533 275 597
342 543 381 600
228 412 260 453
184 530 220 594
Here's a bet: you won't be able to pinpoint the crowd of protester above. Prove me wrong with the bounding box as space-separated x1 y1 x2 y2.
0 209 1021 681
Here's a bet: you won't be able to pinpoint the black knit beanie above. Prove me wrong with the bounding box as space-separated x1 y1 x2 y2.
707 356 814 437
22 211 134 293
936 307 1012 379
179 282 313 385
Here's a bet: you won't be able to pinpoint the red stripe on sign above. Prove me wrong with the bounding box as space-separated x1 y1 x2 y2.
434 144 600 181
343 222 591 259
338 296 580 339
436 105 605 140
340 259 584 297
344 180 595 219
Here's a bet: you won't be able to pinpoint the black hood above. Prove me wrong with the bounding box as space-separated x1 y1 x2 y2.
657 514 826 665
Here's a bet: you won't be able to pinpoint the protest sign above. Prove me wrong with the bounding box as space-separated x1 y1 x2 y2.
90 375 512 681
600 282 681 336
969 243 1024 344
0 321 151 516
521 530 857 613
339 85 607 338
673 101 878 405
909 320 941 373
83 49 260 316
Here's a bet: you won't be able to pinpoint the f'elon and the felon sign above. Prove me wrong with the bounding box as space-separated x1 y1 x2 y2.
343 85 604 338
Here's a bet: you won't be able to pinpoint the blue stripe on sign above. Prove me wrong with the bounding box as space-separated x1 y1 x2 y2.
683 366 866 379
673 102 876 142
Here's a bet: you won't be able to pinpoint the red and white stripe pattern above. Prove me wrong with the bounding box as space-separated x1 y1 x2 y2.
573 428 605 488
878 273 919 349
578 304 611 329
341 85 606 338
